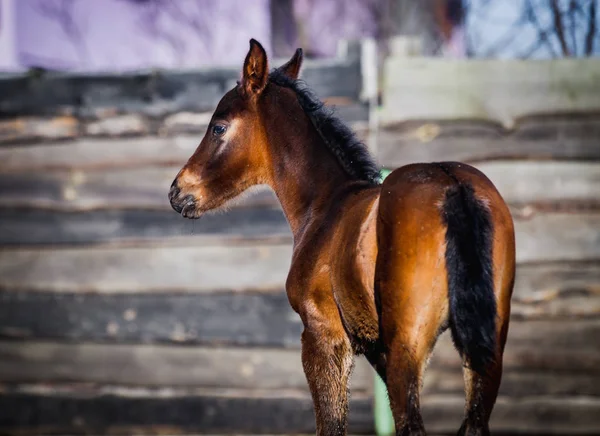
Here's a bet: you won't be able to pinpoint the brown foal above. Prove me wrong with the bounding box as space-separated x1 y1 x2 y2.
169 39 516 436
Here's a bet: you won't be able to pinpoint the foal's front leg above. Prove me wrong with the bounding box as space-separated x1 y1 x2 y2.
301 298 354 436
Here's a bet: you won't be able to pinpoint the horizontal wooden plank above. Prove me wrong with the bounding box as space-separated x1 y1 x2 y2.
1 385 598 435
477 161 600 209
0 291 301 346
0 117 368 173
378 116 600 168
0 57 363 120
0 136 199 172
0 206 290 246
2 161 598 213
515 212 600 263
424 368 600 398
0 244 292 294
0 166 279 211
511 262 600 320
0 342 372 392
1 209 597 265
0 289 598 361
0 248 597 304
421 394 600 435
381 57 600 126
0 339 596 399
428 327 600 374
0 385 373 435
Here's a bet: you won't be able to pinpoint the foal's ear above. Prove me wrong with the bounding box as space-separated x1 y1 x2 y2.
242 39 269 97
279 48 303 80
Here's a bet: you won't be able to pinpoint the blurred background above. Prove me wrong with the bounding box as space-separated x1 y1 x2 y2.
0 0 599 434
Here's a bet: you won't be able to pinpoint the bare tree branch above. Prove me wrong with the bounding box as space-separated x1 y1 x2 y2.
550 0 571 55
526 0 559 57
569 0 578 55
585 0 597 55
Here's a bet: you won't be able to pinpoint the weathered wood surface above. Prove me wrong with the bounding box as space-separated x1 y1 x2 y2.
0 286 598 352
381 58 600 126
0 209 597 257
423 394 600 435
1 385 598 435
0 207 290 246
515 212 600 263
1 338 598 396
378 116 600 168
0 291 302 346
0 244 292 294
0 167 279 211
0 56 363 119
0 385 374 435
424 368 600 398
0 119 368 172
0 341 372 392
510 262 600 320
428 327 600 374
2 161 598 212
0 136 199 172
0 246 597 298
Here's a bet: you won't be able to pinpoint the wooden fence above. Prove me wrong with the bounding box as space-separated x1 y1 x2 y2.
0 42 377 435
0 38 599 435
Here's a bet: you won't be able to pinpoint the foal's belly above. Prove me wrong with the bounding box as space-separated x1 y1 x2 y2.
330 195 380 352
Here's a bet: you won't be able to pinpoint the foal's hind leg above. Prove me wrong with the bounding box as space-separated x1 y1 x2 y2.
300 296 354 436
458 316 509 436
384 304 443 436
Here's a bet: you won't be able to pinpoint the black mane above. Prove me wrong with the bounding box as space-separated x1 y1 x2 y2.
269 69 381 185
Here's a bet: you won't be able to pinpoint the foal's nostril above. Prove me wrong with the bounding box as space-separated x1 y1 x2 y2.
168 185 181 202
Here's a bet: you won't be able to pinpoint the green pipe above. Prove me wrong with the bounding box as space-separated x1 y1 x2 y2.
374 168 395 436
374 374 395 435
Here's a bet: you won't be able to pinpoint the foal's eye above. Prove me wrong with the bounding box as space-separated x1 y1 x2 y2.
212 124 227 136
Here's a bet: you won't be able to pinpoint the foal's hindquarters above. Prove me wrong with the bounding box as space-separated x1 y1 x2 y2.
299 162 515 436
374 162 515 436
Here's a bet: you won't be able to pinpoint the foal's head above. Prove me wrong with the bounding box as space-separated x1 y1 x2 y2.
169 39 379 219
169 39 302 218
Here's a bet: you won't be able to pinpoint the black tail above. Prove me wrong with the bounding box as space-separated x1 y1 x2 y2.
442 182 496 376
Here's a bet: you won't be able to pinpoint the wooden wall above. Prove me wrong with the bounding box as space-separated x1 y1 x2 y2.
0 44 377 435
1 39 599 435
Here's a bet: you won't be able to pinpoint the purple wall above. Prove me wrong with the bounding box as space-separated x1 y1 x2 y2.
1 0 271 72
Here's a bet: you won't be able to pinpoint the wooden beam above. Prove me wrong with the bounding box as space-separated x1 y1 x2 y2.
0 207 291 246
0 60 363 120
515 212 600 263
0 136 199 172
381 58 600 127
0 167 279 211
421 394 600 435
0 209 597 261
1 339 597 398
3 161 599 213
0 288 598 354
511 262 600 320
0 385 374 435
423 368 600 398
378 116 600 168
0 341 372 392
0 244 293 294
429 327 600 374
1 385 598 435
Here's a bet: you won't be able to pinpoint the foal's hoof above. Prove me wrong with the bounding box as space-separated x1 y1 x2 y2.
457 421 490 436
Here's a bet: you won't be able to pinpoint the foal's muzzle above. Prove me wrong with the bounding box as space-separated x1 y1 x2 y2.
169 180 197 218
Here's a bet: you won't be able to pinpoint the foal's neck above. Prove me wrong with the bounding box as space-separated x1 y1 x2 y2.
265 116 354 243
